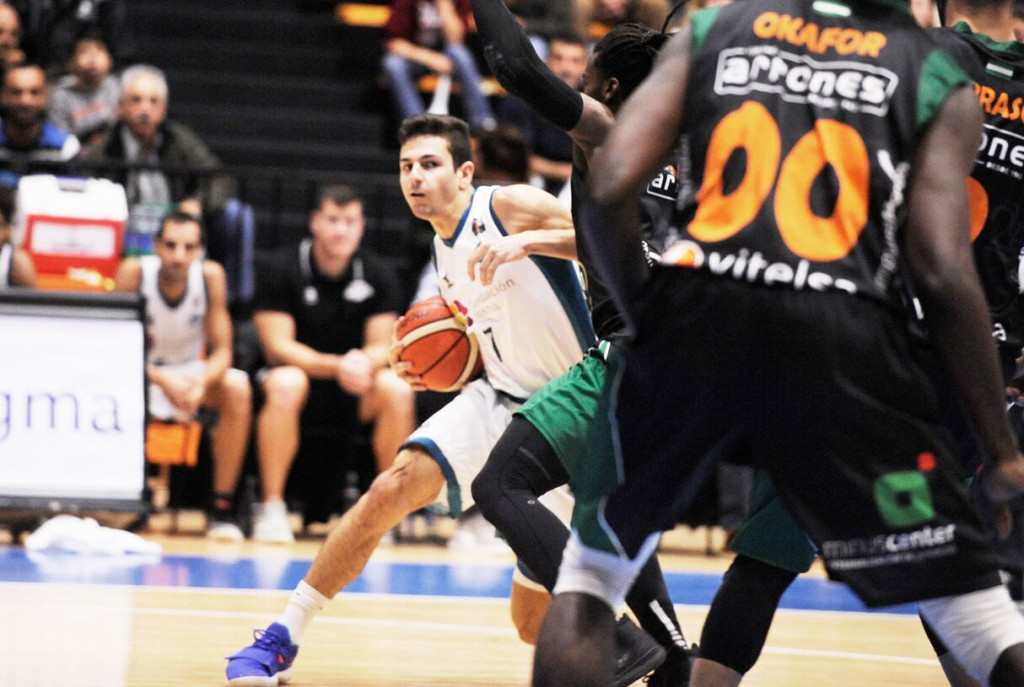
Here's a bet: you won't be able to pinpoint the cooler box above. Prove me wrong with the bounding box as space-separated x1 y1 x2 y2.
15 175 129 292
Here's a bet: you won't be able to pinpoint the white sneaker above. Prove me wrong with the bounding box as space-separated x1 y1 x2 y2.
447 509 508 553
252 501 295 544
206 519 244 542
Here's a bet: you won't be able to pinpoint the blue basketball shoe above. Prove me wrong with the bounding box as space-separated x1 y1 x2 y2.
225 622 299 686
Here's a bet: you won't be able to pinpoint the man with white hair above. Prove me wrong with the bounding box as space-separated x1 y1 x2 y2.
79 64 235 255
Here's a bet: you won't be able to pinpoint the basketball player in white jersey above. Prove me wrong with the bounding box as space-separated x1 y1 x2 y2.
114 210 252 541
224 113 593 686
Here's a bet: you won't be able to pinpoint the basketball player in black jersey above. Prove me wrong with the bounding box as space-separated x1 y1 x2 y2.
684 1 1024 685
532 0 1024 685
467 2 692 684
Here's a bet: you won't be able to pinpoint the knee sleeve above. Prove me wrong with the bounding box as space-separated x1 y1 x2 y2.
699 555 798 675
471 416 567 525
919 585 1024 686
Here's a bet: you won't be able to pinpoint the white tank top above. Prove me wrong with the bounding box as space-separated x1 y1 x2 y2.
432 186 593 399
140 254 207 367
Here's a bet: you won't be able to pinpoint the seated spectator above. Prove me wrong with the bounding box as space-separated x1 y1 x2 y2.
0 62 79 182
574 0 670 35
78 64 235 256
496 32 585 199
48 30 119 145
505 0 574 60
0 186 34 287
251 184 415 543
0 3 25 70
113 209 253 540
382 0 496 132
10 0 133 72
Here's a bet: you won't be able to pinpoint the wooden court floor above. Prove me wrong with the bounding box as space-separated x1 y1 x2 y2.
0 522 950 687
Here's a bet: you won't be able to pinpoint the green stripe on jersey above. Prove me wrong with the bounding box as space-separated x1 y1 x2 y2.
689 5 723 54
917 49 972 131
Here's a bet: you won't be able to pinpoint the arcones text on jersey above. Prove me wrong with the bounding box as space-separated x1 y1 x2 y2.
714 45 900 116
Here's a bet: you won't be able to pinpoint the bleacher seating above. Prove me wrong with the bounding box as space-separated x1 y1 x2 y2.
126 0 403 251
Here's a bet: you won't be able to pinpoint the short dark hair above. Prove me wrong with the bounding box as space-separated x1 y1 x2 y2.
475 126 530 184
1015 0 1024 18
547 31 588 50
397 114 473 168
71 28 110 56
316 184 362 210
157 209 204 243
3 62 44 87
593 23 668 101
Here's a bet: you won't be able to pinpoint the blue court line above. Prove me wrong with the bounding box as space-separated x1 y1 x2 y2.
0 546 915 615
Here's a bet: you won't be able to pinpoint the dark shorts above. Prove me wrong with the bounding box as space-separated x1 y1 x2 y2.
594 268 1001 608
729 345 1023 577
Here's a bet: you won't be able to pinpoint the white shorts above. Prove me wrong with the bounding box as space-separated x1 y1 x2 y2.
404 378 521 517
148 360 205 422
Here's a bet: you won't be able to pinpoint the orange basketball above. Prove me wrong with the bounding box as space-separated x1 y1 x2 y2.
397 296 483 392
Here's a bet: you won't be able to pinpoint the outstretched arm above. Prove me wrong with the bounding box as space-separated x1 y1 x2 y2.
473 0 614 155
585 28 693 331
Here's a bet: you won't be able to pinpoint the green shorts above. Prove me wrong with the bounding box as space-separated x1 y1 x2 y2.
517 341 622 551
729 471 818 574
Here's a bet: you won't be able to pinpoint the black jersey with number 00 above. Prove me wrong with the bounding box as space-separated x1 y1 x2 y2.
665 0 969 311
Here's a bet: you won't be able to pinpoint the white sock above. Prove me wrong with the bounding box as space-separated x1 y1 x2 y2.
278 580 331 644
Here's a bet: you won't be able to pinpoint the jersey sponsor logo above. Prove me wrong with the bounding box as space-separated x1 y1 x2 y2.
821 465 955 570
973 83 1024 123
662 239 858 293
976 124 1024 180
874 151 908 293
479 278 516 302
450 299 473 327
646 164 678 201
821 524 958 570
715 46 899 116
471 218 486 236
752 12 887 57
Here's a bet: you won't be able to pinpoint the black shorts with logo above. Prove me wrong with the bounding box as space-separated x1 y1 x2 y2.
603 267 1001 607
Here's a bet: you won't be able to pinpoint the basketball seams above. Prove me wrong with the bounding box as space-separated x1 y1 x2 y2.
397 296 481 391
399 318 467 344
419 334 470 378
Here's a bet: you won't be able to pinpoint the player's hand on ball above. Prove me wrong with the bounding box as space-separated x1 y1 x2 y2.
388 322 427 391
